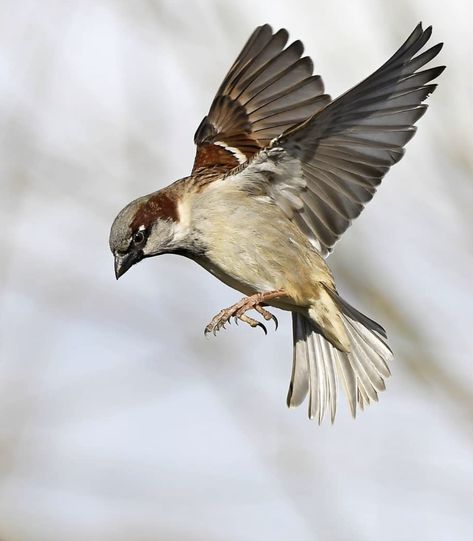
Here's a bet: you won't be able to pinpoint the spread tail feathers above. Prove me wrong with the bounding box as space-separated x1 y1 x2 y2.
287 300 393 423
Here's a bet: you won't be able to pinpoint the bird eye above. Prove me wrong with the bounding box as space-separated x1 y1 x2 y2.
132 230 145 245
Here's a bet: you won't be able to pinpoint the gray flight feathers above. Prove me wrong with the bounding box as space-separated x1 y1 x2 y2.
277 22 445 256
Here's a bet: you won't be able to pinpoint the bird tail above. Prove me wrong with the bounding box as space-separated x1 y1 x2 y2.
287 298 393 423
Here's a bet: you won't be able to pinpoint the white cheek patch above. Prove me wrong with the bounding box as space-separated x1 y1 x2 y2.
214 141 247 164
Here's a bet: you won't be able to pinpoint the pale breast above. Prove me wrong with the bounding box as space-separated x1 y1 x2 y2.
190 184 330 307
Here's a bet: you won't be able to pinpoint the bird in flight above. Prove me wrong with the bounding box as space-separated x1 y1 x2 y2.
110 23 444 423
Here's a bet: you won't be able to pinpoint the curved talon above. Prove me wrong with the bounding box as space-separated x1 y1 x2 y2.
255 305 278 330
238 314 267 335
265 313 278 330
258 321 268 335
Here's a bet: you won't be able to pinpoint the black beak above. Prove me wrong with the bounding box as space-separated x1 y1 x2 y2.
114 250 142 279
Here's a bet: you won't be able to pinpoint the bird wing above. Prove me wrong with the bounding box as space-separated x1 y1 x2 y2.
226 23 444 256
192 24 330 175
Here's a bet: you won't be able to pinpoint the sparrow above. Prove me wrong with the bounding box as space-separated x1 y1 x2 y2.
110 23 444 423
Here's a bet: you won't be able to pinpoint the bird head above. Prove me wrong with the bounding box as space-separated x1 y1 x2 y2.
109 189 181 279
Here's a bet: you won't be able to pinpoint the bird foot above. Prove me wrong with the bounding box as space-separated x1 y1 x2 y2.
204 290 283 336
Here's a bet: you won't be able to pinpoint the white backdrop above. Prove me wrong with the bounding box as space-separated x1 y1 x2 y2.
0 1 472 540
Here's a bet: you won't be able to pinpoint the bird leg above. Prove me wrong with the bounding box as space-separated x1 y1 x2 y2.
204 290 284 336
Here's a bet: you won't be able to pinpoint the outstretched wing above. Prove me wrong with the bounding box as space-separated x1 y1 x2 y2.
229 23 445 256
192 24 330 174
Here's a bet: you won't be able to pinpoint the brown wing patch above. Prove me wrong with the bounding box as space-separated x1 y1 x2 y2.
192 142 240 173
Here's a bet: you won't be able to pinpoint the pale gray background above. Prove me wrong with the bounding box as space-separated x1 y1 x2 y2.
0 1 472 540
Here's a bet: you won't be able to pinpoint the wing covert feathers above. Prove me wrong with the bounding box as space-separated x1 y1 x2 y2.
193 24 330 173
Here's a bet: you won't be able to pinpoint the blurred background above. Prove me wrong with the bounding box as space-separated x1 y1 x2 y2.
0 1 472 540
